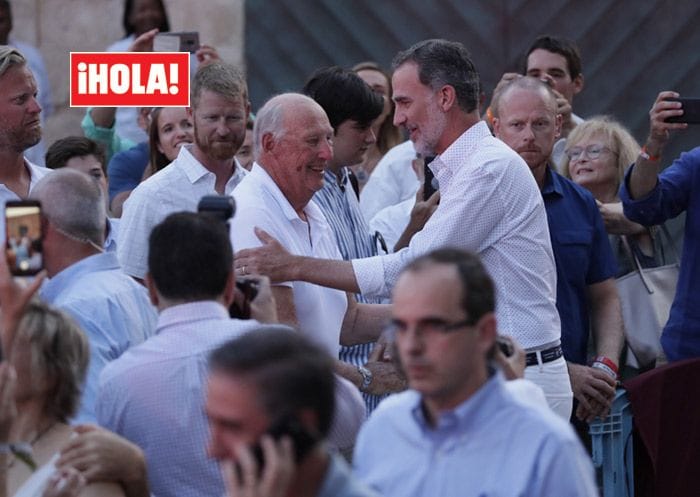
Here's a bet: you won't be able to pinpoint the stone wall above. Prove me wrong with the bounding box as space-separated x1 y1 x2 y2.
12 0 244 149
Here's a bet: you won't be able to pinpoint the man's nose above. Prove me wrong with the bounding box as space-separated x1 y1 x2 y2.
28 96 41 115
365 128 377 145
393 110 406 128
318 138 333 161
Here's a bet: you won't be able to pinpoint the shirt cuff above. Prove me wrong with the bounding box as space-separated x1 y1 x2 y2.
351 256 386 298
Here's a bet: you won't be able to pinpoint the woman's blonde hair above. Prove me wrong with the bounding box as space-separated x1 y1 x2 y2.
562 115 641 190
14 301 90 422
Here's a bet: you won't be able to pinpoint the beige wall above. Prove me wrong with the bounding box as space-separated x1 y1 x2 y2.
11 0 244 149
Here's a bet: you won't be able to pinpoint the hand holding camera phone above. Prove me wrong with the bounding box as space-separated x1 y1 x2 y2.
230 277 259 320
665 97 700 124
153 31 200 54
5 200 44 277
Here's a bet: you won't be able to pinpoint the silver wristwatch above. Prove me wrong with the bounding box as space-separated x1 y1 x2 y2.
357 365 373 392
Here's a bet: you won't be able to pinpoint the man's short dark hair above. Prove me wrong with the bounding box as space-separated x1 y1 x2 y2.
392 39 480 114
526 35 582 80
148 212 232 302
209 328 335 438
45 136 106 174
302 66 383 131
404 248 495 325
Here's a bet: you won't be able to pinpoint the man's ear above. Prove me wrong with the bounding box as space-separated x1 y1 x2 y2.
572 73 584 97
144 272 160 307
492 118 501 138
223 269 235 307
261 132 276 153
437 84 457 112
554 113 563 140
476 313 498 356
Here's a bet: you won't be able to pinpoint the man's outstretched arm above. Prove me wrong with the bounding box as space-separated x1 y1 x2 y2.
234 227 362 293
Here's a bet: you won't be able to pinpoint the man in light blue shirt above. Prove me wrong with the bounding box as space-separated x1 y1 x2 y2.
96 212 277 497
353 248 597 497
32 169 157 424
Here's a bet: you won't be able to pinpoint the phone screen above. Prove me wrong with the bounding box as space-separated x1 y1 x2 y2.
5 201 43 276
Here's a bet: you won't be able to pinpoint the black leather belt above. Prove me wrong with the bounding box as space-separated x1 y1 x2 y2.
525 345 563 367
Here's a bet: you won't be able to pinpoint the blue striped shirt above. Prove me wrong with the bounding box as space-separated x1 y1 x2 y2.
314 167 385 413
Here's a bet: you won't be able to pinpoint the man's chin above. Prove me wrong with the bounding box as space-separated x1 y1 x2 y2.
20 132 42 153
208 145 237 161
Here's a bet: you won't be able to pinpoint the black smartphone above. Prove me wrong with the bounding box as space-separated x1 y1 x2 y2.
237 414 319 478
496 337 514 357
423 156 438 201
666 98 700 124
198 195 236 224
229 277 259 320
5 200 43 277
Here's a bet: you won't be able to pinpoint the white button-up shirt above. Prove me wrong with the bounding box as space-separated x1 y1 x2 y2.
0 160 51 244
118 145 246 279
360 140 418 222
352 121 560 349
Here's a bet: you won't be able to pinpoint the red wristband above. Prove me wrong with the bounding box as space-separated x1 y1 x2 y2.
593 356 619 375
640 145 661 162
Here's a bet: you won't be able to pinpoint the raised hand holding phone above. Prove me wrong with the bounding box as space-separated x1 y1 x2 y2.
222 435 295 497
0 230 45 359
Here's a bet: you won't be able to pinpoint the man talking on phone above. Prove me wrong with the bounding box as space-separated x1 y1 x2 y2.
206 328 379 497
621 91 700 361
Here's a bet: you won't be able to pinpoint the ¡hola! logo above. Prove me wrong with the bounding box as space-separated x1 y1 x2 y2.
70 52 190 107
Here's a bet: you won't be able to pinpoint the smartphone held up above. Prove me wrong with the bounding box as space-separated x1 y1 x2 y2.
665 97 700 124
5 200 44 276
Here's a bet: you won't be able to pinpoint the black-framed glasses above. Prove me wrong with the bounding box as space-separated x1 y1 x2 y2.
565 144 618 161
384 318 475 339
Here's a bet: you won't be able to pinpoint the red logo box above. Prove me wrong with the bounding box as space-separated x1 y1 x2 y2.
70 52 190 107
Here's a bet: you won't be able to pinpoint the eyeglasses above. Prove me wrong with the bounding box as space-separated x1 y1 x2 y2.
565 144 618 161
384 318 475 339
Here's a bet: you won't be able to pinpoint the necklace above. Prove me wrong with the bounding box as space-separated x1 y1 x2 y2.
6 421 57 470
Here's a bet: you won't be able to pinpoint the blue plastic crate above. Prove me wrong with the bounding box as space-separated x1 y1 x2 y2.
589 389 634 497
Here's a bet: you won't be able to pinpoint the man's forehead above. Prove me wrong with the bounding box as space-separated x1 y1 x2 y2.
287 104 331 133
194 89 245 108
527 49 569 73
500 87 556 117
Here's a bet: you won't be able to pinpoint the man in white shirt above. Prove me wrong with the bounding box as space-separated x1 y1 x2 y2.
119 61 249 281
0 45 51 240
235 39 572 419
0 1 53 166
230 93 394 426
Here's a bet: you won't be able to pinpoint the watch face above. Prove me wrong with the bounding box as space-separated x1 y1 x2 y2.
358 366 372 390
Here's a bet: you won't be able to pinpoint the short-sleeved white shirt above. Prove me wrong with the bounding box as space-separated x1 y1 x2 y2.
231 164 348 356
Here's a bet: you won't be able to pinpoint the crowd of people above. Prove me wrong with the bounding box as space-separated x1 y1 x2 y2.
0 0 697 496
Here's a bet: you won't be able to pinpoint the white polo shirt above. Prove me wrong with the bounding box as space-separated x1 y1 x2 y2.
231 164 348 356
